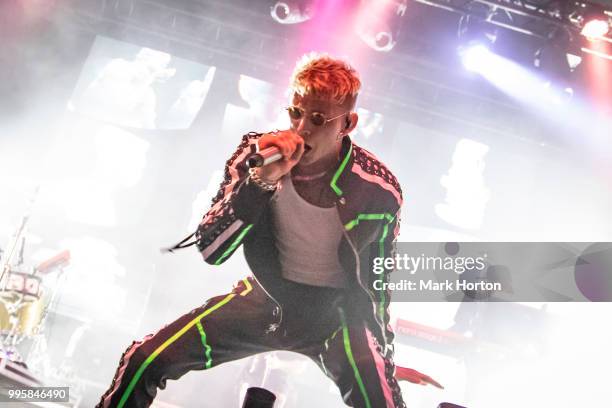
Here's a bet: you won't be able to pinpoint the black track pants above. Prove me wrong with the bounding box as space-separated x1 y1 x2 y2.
97 277 406 408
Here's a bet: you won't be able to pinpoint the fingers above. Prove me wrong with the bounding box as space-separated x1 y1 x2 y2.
290 135 305 162
277 138 294 158
422 375 444 389
395 367 420 384
395 366 444 389
258 133 279 151
259 130 303 161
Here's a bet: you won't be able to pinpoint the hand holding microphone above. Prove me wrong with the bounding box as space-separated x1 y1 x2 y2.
246 146 284 168
248 130 305 183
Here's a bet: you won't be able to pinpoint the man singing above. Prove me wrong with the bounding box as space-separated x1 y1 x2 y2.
99 53 424 408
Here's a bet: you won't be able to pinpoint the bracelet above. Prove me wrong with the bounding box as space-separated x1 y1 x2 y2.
248 168 278 192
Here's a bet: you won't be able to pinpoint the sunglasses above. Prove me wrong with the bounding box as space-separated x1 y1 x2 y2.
286 106 348 127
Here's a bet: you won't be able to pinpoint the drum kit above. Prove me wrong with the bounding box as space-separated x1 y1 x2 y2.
0 204 70 366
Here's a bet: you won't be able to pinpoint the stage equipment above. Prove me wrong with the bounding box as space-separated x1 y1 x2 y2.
356 0 408 52
418 0 612 62
457 13 498 70
270 1 313 24
0 193 79 404
571 3 611 39
533 26 580 99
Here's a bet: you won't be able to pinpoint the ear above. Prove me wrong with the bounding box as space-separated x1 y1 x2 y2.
341 112 359 136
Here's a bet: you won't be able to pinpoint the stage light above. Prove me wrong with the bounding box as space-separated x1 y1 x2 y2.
457 14 498 71
459 43 492 72
356 22 396 52
571 2 611 41
457 13 498 45
355 0 407 52
270 1 313 24
581 18 609 39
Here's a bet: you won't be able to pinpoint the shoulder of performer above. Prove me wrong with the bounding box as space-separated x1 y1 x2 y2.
207 132 263 206
225 132 262 165
350 143 403 210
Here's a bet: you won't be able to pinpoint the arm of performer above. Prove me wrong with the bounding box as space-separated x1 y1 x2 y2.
195 131 304 265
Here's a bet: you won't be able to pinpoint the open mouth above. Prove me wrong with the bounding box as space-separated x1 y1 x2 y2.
304 144 312 153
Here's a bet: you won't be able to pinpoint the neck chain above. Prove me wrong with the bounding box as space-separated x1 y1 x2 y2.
291 169 329 182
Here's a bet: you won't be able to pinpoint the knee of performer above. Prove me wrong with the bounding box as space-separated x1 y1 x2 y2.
121 340 159 379
131 342 179 383
129 344 148 366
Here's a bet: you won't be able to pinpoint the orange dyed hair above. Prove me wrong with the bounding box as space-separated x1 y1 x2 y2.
290 52 361 108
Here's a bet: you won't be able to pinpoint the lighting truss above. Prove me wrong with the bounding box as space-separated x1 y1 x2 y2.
411 0 612 40
46 0 572 144
55 0 290 72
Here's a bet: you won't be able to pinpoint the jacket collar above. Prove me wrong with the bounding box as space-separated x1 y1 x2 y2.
329 136 354 197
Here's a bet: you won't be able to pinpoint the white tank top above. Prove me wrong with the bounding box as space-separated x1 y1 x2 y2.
271 174 347 288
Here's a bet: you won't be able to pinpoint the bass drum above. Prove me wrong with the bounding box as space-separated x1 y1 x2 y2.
0 293 46 337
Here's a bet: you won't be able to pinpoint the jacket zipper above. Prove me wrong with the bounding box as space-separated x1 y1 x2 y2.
337 206 379 313
250 268 283 332
236 176 284 332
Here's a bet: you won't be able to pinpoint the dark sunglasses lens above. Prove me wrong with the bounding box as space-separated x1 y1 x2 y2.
311 113 326 126
288 107 302 120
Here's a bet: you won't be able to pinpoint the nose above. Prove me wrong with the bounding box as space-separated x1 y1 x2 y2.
294 116 312 138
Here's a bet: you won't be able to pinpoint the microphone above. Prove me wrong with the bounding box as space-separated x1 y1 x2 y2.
246 147 283 168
